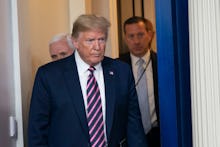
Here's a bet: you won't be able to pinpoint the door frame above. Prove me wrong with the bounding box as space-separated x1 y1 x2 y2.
11 1 24 146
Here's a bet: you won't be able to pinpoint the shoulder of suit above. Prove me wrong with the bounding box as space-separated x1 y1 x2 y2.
102 56 130 69
150 50 157 55
39 54 74 72
117 52 130 64
118 52 130 59
150 50 157 59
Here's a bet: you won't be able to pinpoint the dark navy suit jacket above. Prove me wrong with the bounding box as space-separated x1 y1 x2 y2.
28 53 147 147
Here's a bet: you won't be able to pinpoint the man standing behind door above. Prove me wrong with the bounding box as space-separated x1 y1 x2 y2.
119 16 160 147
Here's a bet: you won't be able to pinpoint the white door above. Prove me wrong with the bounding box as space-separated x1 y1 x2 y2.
0 0 23 147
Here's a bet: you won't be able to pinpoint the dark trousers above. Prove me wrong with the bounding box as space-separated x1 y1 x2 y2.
146 126 161 147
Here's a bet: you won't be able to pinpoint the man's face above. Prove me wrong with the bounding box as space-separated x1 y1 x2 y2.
49 39 74 61
73 30 106 66
124 22 153 57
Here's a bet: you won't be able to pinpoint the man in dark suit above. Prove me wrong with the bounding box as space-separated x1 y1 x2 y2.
118 16 160 147
28 14 147 147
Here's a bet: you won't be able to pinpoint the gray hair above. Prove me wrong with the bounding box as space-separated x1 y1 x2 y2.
49 33 74 49
71 14 111 39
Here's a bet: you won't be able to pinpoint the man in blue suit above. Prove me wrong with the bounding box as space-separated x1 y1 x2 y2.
28 14 147 147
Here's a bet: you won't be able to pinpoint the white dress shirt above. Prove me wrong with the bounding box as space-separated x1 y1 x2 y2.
74 50 107 138
130 50 157 128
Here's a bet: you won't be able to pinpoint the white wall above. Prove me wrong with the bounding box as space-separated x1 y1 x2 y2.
17 0 32 146
69 0 86 31
18 1 70 146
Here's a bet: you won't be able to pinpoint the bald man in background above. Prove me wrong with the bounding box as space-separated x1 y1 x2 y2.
49 33 74 61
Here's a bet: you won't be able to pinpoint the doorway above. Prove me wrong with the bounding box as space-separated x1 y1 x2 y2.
117 0 192 146
155 0 192 146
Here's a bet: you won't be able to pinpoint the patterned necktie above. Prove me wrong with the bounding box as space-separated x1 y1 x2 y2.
86 66 106 147
136 58 152 134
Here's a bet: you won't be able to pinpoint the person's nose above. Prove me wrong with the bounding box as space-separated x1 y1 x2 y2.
93 40 101 50
133 36 140 44
57 55 62 60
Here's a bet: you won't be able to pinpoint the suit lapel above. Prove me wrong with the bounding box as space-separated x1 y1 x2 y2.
62 56 117 141
102 58 116 140
150 51 160 122
63 55 89 139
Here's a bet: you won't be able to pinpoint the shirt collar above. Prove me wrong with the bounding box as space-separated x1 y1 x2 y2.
75 50 102 74
130 49 151 66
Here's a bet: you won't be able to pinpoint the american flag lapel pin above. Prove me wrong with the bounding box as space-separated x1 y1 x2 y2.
109 71 114 75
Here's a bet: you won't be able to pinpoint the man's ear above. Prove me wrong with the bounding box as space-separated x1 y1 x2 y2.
124 34 128 44
148 30 154 38
72 38 78 49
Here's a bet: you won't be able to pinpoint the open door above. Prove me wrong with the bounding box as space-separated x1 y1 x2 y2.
0 1 23 146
